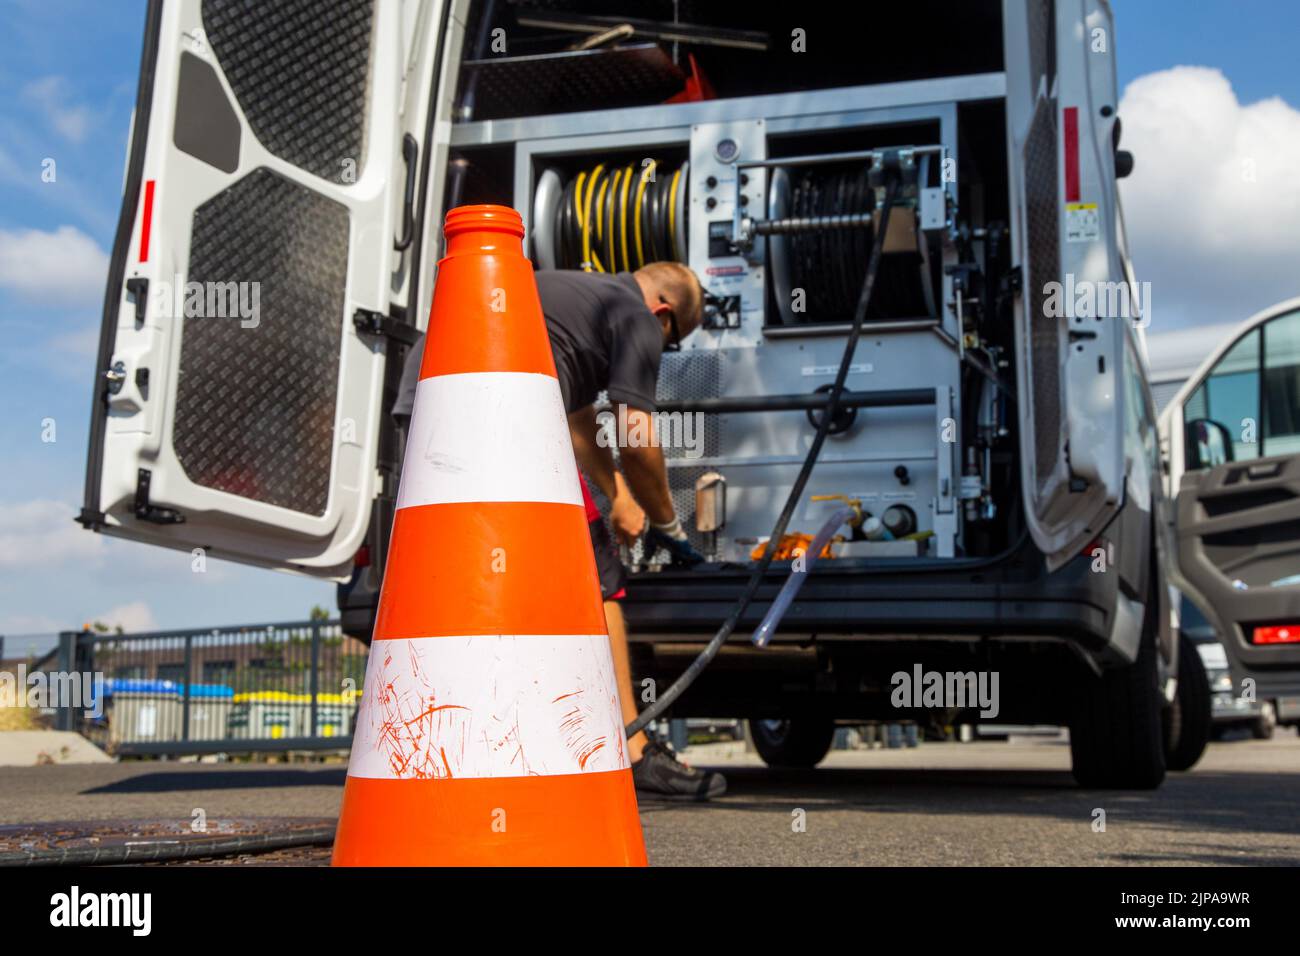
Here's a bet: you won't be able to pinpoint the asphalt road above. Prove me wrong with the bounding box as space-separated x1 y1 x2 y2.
1 735 1297 865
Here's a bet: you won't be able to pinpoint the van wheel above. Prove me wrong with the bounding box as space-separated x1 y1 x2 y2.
1163 632 1211 771
1069 601 1166 789
749 718 835 768
1251 701 1277 739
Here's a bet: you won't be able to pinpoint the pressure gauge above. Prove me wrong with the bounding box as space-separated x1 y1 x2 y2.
714 137 740 164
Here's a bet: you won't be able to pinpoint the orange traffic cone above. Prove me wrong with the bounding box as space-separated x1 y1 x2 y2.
332 205 647 866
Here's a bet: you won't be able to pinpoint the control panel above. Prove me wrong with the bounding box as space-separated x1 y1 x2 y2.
687 119 766 348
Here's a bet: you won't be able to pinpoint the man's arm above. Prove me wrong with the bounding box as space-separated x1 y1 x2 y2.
568 405 646 546
616 407 676 525
620 406 703 565
568 405 617 499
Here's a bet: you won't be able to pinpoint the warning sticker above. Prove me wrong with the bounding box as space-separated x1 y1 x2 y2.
1066 202 1100 243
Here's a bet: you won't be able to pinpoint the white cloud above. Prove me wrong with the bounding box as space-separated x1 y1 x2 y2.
87 600 156 634
21 76 94 144
0 225 109 307
0 499 103 570
1118 67 1300 332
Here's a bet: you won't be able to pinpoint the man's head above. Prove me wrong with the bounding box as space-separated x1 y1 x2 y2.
633 262 704 351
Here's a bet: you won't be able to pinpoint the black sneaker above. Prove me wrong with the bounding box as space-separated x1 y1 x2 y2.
631 741 727 801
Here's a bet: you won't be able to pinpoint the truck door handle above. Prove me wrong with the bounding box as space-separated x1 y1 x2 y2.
125 276 148 326
393 133 418 252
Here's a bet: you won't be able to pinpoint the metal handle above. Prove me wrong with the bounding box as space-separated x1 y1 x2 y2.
393 133 418 251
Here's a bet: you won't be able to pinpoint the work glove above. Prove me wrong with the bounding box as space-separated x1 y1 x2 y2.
645 515 705 567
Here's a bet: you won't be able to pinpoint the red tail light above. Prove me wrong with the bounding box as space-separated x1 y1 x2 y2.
353 544 371 569
1252 625 1299 645
1079 537 1110 560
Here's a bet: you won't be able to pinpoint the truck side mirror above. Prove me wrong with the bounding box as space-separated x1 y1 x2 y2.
1184 418 1235 471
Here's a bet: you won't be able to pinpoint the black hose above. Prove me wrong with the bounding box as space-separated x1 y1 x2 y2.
0 826 335 867
624 173 902 739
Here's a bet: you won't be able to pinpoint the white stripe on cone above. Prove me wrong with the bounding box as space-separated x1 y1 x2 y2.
347 635 629 780
396 372 583 509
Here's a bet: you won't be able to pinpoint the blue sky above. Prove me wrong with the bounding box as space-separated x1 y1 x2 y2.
1114 0 1300 101
0 1 332 648
1 1 1297 649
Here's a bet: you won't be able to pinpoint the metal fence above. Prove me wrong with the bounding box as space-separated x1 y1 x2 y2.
54 619 369 756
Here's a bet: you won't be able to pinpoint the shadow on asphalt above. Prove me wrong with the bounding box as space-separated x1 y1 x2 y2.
642 765 1300 845
1109 845 1299 865
82 767 347 794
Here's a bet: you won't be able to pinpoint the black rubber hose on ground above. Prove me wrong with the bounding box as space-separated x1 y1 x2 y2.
0 826 336 867
624 172 902 740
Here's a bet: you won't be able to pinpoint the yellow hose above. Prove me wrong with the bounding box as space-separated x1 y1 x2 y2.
605 167 621 272
667 165 682 262
619 164 634 271
593 170 611 272
581 164 605 272
633 160 656 269
573 170 587 229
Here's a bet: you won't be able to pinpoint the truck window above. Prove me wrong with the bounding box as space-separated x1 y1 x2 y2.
1184 328 1260 466
1263 310 1300 456
1184 309 1300 469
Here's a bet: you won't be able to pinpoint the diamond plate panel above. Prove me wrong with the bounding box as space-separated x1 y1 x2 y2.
202 0 374 181
656 350 721 460
173 168 349 515
1025 95 1062 491
1027 0 1055 93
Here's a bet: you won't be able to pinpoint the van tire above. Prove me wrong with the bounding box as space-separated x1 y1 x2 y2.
1251 701 1277 739
1069 601 1166 789
749 718 836 768
1163 632 1211 771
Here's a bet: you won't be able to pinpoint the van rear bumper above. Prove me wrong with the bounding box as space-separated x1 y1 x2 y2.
621 537 1120 655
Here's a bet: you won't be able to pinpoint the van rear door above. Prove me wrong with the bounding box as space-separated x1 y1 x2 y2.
80 0 449 577
1003 0 1131 567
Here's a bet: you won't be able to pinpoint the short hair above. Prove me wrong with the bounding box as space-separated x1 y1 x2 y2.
637 261 704 333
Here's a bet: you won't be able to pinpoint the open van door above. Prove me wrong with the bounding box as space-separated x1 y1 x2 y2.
1161 300 1300 710
1003 0 1130 567
80 0 451 577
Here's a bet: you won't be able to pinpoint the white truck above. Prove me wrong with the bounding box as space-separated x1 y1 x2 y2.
80 0 1300 787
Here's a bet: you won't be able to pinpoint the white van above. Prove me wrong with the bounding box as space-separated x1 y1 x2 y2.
79 0 1299 787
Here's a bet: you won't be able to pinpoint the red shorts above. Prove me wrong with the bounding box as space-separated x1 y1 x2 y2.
579 474 626 601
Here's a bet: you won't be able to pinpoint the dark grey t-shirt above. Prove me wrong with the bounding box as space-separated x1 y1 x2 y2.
394 270 662 420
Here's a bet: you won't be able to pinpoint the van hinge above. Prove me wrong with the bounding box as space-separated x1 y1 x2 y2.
76 508 107 530
353 308 421 347
135 468 185 524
